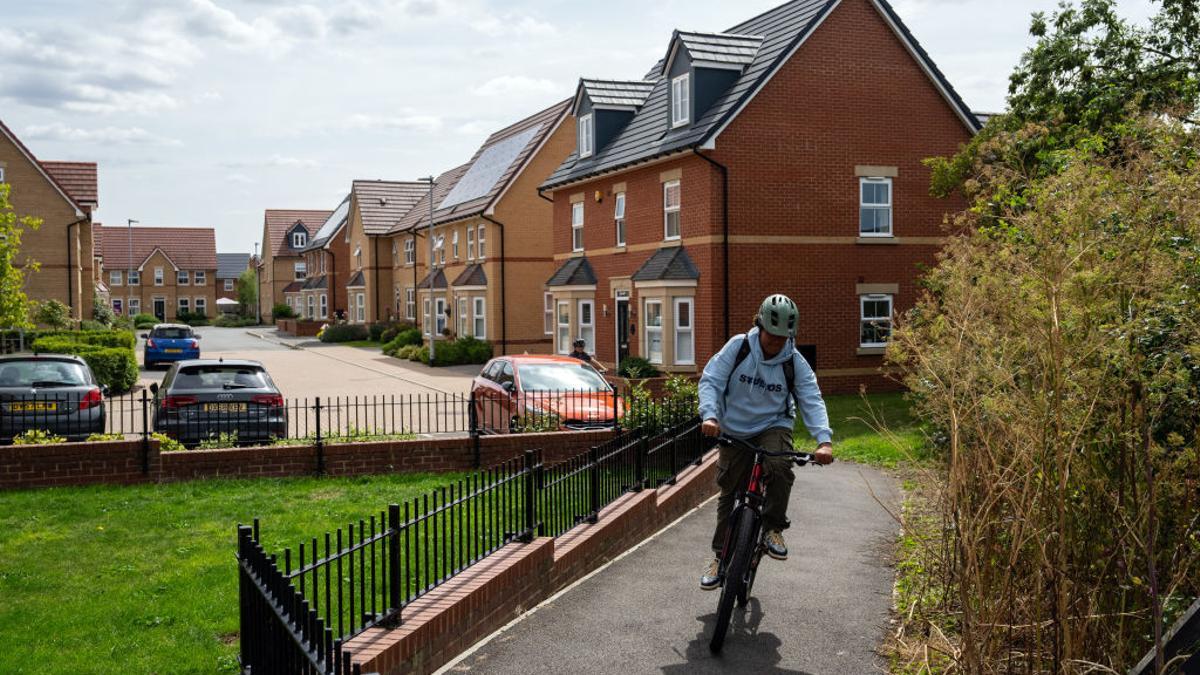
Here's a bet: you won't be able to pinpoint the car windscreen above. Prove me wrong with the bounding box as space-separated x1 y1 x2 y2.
516 363 610 392
0 360 90 387
152 327 193 339
172 366 270 391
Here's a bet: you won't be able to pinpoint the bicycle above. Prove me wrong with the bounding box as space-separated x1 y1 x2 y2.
708 433 823 653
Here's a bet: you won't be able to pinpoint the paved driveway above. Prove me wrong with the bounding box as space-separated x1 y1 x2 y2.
445 461 900 674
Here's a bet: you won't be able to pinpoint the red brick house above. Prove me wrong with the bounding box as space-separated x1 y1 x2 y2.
540 0 980 392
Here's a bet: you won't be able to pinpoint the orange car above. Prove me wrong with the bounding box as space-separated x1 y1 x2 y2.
472 354 623 433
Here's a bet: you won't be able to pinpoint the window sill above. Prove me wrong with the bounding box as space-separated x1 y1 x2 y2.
857 346 886 356
614 245 626 252
856 236 897 245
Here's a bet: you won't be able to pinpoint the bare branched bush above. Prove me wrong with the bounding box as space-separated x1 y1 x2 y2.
888 118 1200 673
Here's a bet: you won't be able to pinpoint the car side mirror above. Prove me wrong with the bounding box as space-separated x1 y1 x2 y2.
140 333 149 339
501 381 515 394
194 335 202 340
149 383 159 396
100 385 110 396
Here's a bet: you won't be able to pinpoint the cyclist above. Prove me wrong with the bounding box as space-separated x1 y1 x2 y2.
697 294 834 590
569 338 607 372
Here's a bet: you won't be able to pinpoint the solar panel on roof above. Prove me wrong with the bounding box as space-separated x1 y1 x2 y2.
439 126 541 210
312 197 350 242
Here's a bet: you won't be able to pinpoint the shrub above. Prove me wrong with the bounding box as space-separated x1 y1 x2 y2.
198 431 239 450
379 321 417 344
367 322 389 342
36 330 136 350
151 432 185 453
92 297 115 326
32 300 71 329
85 433 124 442
319 323 369 343
113 316 134 330
214 315 257 328
79 320 108 332
383 328 422 355
617 356 660 379
176 311 209 327
13 429 66 445
31 332 138 393
271 303 296 320
431 336 492 366
133 313 158 329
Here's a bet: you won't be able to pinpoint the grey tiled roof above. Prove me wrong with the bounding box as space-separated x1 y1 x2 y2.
282 281 303 294
416 268 448 289
546 257 597 287
631 246 700 282
579 79 656 109
671 31 764 70
216 253 249 279
345 271 365 288
544 0 980 190
452 264 488 287
301 275 328 291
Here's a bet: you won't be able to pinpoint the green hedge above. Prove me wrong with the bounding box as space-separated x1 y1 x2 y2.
31 331 139 393
382 328 422 355
133 313 159 329
431 336 492 367
319 324 369 343
271 303 296 320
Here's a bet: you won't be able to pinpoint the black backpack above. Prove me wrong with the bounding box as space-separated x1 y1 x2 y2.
723 336 796 417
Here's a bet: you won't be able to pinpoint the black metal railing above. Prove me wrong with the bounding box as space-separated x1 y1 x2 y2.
238 415 707 674
1129 597 1200 675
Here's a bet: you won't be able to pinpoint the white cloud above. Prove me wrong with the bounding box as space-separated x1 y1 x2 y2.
473 75 559 98
469 13 556 38
22 123 182 146
221 155 319 169
225 173 255 184
341 113 443 133
455 119 501 136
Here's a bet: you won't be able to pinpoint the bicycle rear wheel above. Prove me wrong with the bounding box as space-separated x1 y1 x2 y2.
710 507 758 653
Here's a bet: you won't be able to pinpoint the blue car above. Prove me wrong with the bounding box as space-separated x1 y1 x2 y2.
143 324 201 368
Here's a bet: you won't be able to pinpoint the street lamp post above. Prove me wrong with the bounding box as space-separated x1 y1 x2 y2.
421 176 436 365
127 219 138 317
253 242 261 325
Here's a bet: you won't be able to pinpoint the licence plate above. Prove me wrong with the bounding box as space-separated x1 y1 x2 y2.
8 401 58 412
165 349 183 354
203 403 247 413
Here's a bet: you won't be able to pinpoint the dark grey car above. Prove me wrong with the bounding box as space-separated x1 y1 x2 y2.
151 359 286 447
0 354 107 443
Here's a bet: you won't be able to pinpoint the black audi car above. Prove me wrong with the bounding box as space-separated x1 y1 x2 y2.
0 354 107 443
151 359 286 447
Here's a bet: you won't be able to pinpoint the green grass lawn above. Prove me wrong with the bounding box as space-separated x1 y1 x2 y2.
0 473 462 674
794 391 930 467
338 340 381 350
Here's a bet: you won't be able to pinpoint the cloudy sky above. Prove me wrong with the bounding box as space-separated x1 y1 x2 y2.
2 0 1156 256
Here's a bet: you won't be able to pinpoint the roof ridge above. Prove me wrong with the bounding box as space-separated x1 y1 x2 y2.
483 98 570 144
675 29 765 39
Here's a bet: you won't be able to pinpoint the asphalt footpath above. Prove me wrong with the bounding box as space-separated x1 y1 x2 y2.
444 461 901 674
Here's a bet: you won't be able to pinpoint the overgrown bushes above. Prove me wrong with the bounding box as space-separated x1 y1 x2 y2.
176 311 209 327
617 356 660 378
382 328 422 356
318 323 369 343
271 303 296 320
31 330 139 393
133 313 158 329
430 336 492 366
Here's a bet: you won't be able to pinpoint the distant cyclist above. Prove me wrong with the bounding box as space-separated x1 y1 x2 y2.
697 294 834 590
569 338 606 372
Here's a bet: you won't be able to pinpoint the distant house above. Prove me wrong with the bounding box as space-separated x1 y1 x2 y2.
0 118 99 322
341 180 426 324
258 210 332 319
540 0 980 392
216 253 250 303
387 100 574 353
297 196 351 322
96 225 218 321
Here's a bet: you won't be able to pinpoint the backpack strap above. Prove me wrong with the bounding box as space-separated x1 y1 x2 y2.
782 353 797 417
722 337 752 409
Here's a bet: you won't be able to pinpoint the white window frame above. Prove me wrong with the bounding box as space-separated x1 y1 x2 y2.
473 297 486 339
128 298 140 316
571 202 584 252
112 298 123 315
128 270 140 286
307 295 315 319
457 297 469 337
556 301 570 354
194 271 205 285
295 262 307 280
403 238 415 265
543 292 554 335
354 245 363 269
293 232 307 248
673 297 694 365
663 180 681 241
194 297 206 317
860 294 894 347
452 230 460 259
109 270 122 287
154 267 164 286
177 270 190 286
356 293 366 323
406 288 416 320
423 298 431 336
644 299 664 364
224 279 235 291
0 167 4 182
319 293 328 319
466 227 475 260
178 297 190 314
859 177 893 238
614 192 626 247
578 113 594 158
671 74 690 127
578 299 594 354
434 297 446 335
477 225 486 259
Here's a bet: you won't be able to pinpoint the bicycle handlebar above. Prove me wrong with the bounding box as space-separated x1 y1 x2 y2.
715 434 821 466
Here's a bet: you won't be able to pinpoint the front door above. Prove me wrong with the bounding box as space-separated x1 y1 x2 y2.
152 298 166 321
616 297 630 364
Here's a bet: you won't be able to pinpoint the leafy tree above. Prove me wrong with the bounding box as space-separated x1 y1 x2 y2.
32 300 71 329
236 268 257 319
92 294 115 325
0 183 42 329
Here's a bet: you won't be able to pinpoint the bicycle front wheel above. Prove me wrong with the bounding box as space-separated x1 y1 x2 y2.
710 507 759 653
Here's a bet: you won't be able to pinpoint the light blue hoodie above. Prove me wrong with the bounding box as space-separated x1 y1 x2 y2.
698 327 833 444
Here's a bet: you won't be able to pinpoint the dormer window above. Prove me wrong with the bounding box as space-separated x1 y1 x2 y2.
293 231 307 248
671 74 690 127
578 114 594 158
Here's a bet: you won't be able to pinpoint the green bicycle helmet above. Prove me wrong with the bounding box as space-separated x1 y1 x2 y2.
757 294 798 338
